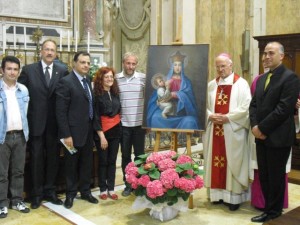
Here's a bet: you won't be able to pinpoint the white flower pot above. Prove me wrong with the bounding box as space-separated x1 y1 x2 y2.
150 205 179 221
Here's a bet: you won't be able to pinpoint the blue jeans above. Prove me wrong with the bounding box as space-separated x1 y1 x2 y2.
0 132 26 207
121 126 145 184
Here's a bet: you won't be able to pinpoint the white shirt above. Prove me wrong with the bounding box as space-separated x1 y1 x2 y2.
3 81 23 131
116 71 146 127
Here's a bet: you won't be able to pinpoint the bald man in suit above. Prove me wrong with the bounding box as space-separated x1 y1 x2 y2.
18 39 69 209
250 42 299 222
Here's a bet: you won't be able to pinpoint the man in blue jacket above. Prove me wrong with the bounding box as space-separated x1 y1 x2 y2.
0 56 30 218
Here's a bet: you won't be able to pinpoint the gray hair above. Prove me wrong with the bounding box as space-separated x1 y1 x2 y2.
122 52 138 63
267 41 285 54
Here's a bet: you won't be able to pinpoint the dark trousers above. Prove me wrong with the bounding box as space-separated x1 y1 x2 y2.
64 126 94 198
29 129 60 198
95 137 120 192
256 143 291 215
121 126 145 183
0 132 26 207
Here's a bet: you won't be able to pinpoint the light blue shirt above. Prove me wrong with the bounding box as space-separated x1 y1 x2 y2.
0 78 30 144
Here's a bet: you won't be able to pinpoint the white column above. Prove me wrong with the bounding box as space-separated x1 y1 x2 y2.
182 0 196 44
13 25 16 49
2 24 6 53
87 31 90 53
59 29 63 51
67 30 70 52
75 31 78 52
24 26 27 50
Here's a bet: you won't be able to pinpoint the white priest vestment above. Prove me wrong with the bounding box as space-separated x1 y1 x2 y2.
203 72 251 204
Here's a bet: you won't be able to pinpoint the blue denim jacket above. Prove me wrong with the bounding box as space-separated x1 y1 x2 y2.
0 78 30 144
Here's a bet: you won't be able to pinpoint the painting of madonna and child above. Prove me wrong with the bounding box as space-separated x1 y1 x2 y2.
143 45 209 131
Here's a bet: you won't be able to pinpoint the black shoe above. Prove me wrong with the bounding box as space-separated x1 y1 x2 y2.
44 194 63 205
81 194 98 204
121 187 132 197
64 197 74 209
31 197 42 209
251 213 269 223
228 203 240 211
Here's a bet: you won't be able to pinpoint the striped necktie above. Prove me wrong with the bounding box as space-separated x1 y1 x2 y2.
82 78 93 119
264 72 272 90
45 66 50 86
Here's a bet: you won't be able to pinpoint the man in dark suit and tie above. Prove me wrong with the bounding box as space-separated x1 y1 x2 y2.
18 39 69 209
250 42 299 223
56 51 99 209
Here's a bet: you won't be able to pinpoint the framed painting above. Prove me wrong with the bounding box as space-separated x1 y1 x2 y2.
142 44 209 131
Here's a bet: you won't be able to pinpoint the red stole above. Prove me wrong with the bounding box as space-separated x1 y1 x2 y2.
211 74 239 189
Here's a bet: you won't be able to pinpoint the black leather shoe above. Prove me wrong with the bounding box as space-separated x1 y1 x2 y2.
81 194 98 204
251 213 269 223
228 203 240 211
44 194 63 205
31 197 42 209
64 197 74 209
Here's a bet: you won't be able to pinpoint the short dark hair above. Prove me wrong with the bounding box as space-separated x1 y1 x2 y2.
73 51 90 62
1 56 20 69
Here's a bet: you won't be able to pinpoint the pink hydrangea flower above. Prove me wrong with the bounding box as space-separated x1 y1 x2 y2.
146 152 164 165
194 175 204 189
125 162 137 174
138 175 151 187
146 180 165 199
160 169 179 189
174 177 195 193
176 154 193 164
126 174 139 189
125 165 139 177
157 158 176 171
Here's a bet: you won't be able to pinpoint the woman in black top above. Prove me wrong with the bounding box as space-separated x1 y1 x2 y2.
94 67 121 200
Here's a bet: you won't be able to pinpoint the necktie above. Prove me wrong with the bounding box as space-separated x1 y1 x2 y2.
264 72 272 90
82 78 93 119
45 66 50 86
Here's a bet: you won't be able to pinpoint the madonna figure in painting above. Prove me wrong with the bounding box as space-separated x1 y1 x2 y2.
146 51 199 130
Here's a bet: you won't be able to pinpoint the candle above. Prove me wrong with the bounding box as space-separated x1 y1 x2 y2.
67 30 70 52
59 29 62 52
2 24 6 54
13 25 16 50
75 31 78 52
87 31 90 53
24 26 27 50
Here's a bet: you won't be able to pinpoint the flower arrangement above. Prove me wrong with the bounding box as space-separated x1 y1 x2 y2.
125 150 204 206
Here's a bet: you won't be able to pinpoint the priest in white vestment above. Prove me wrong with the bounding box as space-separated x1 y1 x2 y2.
203 53 251 211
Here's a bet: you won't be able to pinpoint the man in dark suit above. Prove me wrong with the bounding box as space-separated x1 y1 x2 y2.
18 39 69 209
250 42 299 223
56 51 99 209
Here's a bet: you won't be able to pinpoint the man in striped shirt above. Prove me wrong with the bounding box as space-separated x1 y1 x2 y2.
116 52 146 197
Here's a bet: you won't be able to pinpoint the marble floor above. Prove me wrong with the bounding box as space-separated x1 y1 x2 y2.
2 182 300 225
2 148 300 225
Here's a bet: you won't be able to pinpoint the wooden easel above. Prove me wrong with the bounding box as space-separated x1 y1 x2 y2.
152 128 195 209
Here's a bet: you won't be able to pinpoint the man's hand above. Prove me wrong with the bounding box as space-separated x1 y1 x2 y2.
209 113 229 125
252 125 266 140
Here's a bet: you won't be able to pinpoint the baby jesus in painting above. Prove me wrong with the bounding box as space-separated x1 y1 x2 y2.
152 74 174 118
